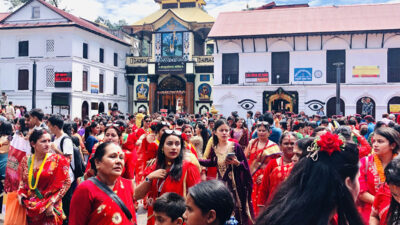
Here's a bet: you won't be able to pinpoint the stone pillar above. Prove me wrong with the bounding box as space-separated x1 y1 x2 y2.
185 74 195 114
126 75 135 114
148 75 159 114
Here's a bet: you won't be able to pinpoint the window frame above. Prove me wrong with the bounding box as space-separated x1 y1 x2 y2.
271 52 290 84
32 6 40 19
114 53 118 67
113 75 118 95
99 48 104 63
99 73 104 93
222 53 239 85
388 48 400 83
18 41 29 57
326 50 346 84
83 43 88 59
18 69 29 90
82 70 88 92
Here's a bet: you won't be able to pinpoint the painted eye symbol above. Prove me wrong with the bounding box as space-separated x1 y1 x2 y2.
305 100 325 111
239 99 256 110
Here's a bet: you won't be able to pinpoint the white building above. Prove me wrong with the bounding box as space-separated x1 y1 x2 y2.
209 3 400 119
0 0 131 119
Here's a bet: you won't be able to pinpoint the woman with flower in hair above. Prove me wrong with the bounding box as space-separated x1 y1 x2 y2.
357 127 400 224
256 132 364 225
257 132 297 211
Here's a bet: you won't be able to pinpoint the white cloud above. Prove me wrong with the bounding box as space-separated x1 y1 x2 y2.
0 0 12 12
60 0 106 21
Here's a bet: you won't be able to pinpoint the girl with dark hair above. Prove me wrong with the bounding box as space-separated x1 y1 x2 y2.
17 128 71 225
135 130 201 225
84 121 100 162
199 119 254 225
184 180 235 225
245 122 280 216
14 117 29 136
230 117 249 150
370 156 400 225
70 142 137 225
96 120 107 141
291 137 315 164
256 132 363 225
136 115 152 139
193 122 209 157
358 127 400 224
0 122 12 186
257 132 298 210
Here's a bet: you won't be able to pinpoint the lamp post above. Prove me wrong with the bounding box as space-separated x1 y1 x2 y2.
276 74 280 84
333 62 344 116
32 60 37 109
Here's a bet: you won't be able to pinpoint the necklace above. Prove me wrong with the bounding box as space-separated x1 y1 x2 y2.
28 153 49 190
374 154 385 183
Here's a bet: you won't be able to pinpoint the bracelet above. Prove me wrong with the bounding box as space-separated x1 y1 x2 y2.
145 177 152 183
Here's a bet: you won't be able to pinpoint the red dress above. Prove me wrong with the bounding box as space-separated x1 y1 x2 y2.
18 153 71 225
371 183 391 225
358 155 384 224
257 157 293 208
69 177 137 225
136 138 159 183
247 139 280 216
145 161 201 225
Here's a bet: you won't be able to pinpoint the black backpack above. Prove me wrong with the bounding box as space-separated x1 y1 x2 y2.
60 136 86 178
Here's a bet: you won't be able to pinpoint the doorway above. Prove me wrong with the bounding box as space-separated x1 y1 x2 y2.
82 101 89 119
326 97 345 117
157 76 186 113
99 102 105 114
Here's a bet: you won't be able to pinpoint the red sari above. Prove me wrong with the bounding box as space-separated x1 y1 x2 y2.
18 153 71 225
358 155 385 224
371 183 391 225
257 157 293 208
69 176 137 225
136 138 159 183
145 161 201 225
247 139 280 216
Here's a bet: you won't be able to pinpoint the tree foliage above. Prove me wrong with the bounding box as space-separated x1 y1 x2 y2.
6 0 61 10
95 16 128 30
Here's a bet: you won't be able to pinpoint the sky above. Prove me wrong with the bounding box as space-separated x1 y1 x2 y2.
1 0 400 24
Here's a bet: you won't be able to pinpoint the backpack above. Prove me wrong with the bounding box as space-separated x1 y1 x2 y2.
60 136 86 178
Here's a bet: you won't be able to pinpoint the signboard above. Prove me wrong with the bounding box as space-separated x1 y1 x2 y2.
352 66 380 78
51 93 70 106
245 72 269 83
156 62 185 74
294 68 312 81
91 82 99 94
160 109 168 117
390 104 400 113
55 72 72 87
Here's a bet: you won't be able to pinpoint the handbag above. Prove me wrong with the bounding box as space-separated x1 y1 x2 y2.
89 177 133 221
4 192 27 225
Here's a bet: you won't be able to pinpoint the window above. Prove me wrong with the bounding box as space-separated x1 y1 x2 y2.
162 3 178 9
32 7 40 19
388 48 400 83
271 52 290 84
46 67 55 87
46 40 54 53
99 73 104 93
18 70 29 90
99 48 104 63
222 53 239 84
113 75 118 95
326 50 346 83
82 71 88 91
180 2 196 8
83 43 88 59
19 41 29 57
114 53 118 67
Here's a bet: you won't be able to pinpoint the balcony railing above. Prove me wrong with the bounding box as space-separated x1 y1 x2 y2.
126 56 150 67
193 55 214 65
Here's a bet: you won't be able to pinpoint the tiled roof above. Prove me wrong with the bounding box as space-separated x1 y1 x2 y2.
0 13 11 21
0 0 130 46
209 3 400 38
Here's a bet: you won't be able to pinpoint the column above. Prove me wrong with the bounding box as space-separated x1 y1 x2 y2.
148 75 159 114
185 74 195 114
126 75 135 114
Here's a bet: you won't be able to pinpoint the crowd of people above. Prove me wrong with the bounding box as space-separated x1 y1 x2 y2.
0 105 400 225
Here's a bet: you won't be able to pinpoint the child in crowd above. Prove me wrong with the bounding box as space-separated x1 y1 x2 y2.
153 192 186 225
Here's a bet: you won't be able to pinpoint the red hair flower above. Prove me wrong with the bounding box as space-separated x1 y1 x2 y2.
316 132 343 156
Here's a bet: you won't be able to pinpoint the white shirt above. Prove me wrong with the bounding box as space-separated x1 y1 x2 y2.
54 133 75 181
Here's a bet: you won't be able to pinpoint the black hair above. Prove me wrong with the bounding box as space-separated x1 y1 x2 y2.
256 122 270 130
14 117 28 136
90 142 115 175
71 122 78 133
334 126 352 141
0 121 13 136
348 119 357 126
84 121 98 141
128 115 135 120
262 112 274 125
295 137 315 159
278 132 297 145
48 115 64 130
280 120 288 130
292 121 305 131
176 118 185 126
156 132 185 181
195 122 209 154
141 115 151 128
256 141 363 225
247 111 253 117
188 180 234 225
29 108 44 121
105 125 122 138
29 128 50 154
153 192 186 221
321 119 329 125
374 127 400 154
154 121 170 134
385 157 400 225
311 126 329 137
233 117 247 129
82 119 90 126
62 121 73 137
212 119 229 147
374 121 387 131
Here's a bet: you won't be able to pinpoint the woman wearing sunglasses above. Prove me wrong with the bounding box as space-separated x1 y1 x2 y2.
135 129 201 225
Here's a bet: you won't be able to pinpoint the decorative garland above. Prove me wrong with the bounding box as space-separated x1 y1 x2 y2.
28 153 49 190
373 154 385 183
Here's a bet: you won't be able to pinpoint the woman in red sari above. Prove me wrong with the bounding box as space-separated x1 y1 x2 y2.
18 128 71 225
257 132 297 211
69 142 137 225
245 121 280 216
358 127 400 224
135 130 201 225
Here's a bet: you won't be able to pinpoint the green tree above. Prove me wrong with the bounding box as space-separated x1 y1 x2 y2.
95 16 128 30
6 0 62 10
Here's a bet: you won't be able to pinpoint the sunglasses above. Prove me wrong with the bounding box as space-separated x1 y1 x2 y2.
106 123 120 128
145 120 151 122
164 129 182 136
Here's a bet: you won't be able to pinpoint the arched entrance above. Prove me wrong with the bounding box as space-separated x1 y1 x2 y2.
158 76 186 113
113 103 118 110
82 101 89 119
263 88 298 114
99 102 105 114
356 97 375 118
327 97 345 117
388 96 400 113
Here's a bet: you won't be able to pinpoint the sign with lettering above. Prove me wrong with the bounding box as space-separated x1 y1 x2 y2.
245 72 269 83
156 62 185 74
91 82 99 94
352 66 380 78
294 68 312 81
55 72 72 87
